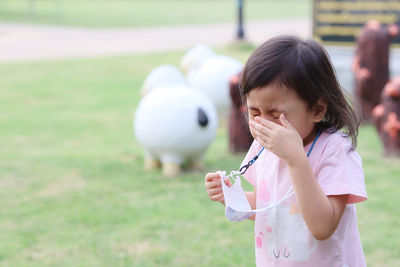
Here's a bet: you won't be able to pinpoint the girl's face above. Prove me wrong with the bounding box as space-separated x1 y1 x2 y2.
246 83 324 146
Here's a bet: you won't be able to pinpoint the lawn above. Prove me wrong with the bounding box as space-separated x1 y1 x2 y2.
0 0 311 27
0 44 399 266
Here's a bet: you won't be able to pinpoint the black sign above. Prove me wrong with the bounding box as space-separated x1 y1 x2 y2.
313 0 400 45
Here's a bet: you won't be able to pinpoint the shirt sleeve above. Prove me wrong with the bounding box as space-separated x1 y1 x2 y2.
240 140 260 187
315 136 367 204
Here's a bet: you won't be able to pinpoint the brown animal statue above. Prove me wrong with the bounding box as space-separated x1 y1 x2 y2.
229 72 253 153
372 77 400 156
352 20 399 122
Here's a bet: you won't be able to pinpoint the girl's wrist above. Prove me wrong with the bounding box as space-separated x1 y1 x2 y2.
286 150 308 167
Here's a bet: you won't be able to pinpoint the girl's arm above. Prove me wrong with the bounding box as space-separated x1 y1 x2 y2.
245 191 256 221
250 115 348 240
287 154 348 240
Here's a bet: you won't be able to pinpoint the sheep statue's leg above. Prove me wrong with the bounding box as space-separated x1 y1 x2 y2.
161 154 182 177
144 150 161 170
145 158 161 170
162 162 181 177
189 155 205 170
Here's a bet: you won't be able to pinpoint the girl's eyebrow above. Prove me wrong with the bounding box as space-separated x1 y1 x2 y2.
248 106 284 113
248 106 259 111
267 108 284 113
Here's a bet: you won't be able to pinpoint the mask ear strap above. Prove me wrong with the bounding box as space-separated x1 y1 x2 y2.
228 170 242 183
219 171 238 189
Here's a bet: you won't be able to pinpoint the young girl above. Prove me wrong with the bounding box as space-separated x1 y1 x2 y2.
205 35 367 266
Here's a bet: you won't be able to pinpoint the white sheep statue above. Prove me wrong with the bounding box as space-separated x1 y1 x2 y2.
188 55 243 118
180 44 216 81
180 45 243 119
134 86 218 177
141 65 187 96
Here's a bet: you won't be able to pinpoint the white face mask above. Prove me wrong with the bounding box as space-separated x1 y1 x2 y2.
218 170 294 222
220 129 322 222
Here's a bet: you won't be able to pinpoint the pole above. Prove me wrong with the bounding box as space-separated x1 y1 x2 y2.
237 0 245 40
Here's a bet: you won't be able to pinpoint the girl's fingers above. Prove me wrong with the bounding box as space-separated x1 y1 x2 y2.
205 172 223 189
205 179 221 189
279 114 295 130
205 172 220 182
206 177 230 191
257 136 270 150
252 127 271 149
252 126 270 143
255 116 280 129
223 177 232 187
210 193 223 201
250 121 272 138
208 187 222 196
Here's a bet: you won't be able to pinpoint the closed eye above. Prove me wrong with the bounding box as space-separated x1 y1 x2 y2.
271 112 281 119
248 108 260 117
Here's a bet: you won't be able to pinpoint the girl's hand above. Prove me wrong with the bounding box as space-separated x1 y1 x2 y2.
250 114 305 165
205 172 232 204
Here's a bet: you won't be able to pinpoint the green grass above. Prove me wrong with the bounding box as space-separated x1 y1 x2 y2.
356 126 400 267
0 45 399 266
0 0 311 27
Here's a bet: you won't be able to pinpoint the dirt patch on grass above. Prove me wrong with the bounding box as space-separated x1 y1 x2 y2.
37 170 85 198
113 241 165 258
27 245 65 261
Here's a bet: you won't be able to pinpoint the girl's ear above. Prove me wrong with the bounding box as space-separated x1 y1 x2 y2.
313 98 328 123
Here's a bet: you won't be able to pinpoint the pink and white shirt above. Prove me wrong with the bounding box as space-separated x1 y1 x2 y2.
242 131 367 267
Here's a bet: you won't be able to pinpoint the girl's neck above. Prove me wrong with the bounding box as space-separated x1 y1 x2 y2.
302 128 318 147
